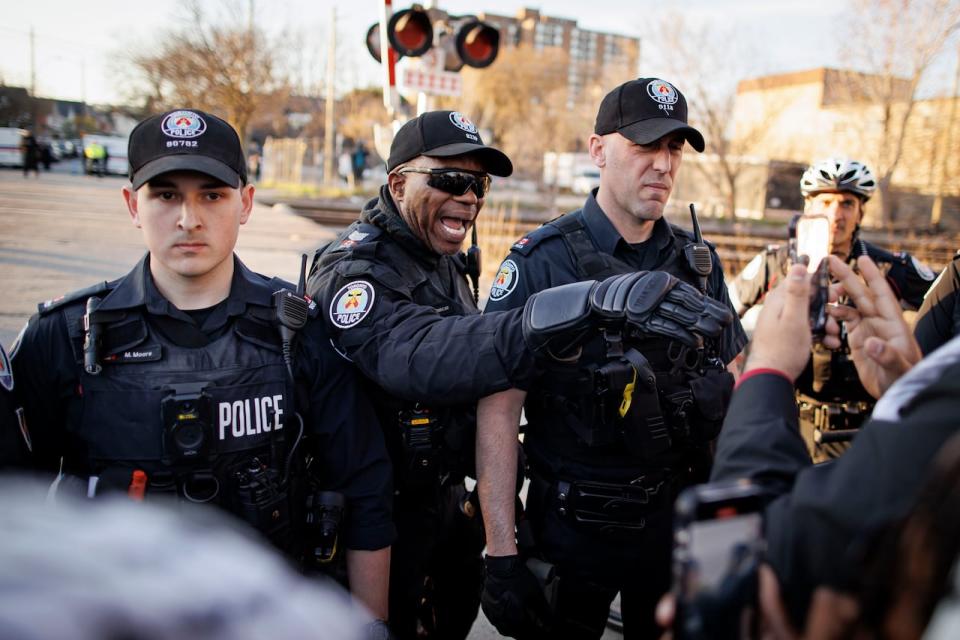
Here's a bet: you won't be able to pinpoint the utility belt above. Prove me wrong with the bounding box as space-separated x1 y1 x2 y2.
797 397 873 445
76 459 344 568
529 467 678 536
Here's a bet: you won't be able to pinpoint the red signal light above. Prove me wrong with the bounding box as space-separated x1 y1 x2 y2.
388 6 434 57
455 21 500 68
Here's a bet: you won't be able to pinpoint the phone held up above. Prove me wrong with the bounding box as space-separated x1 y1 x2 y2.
672 480 769 640
791 214 831 336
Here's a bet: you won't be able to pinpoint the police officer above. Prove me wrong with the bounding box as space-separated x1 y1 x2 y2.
478 78 746 639
728 158 935 461
306 108 733 640
3 109 394 624
307 110 518 640
914 252 960 355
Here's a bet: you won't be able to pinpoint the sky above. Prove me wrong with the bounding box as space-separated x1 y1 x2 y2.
0 0 955 105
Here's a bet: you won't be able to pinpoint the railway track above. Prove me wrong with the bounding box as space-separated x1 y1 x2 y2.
264 197 958 274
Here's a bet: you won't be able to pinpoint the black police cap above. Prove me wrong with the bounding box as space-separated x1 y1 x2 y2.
594 78 705 153
128 109 247 190
386 110 513 177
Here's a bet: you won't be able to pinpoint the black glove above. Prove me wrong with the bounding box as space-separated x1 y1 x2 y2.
616 271 732 347
481 554 553 639
521 280 595 359
521 272 732 359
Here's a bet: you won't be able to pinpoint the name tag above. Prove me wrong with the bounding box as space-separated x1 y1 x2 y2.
104 345 163 363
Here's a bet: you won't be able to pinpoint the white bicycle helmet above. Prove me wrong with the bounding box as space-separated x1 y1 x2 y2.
800 157 877 201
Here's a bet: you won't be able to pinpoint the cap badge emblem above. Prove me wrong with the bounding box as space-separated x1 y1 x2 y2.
646 80 678 105
449 112 478 134
161 110 207 138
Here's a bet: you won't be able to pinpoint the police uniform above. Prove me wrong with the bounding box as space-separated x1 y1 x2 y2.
729 236 935 460
6 254 395 560
484 192 747 638
914 253 960 356
307 183 533 639
712 336 960 628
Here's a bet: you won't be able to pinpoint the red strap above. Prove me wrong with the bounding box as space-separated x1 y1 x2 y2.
736 367 793 389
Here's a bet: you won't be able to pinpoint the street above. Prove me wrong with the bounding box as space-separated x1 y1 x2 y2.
0 167 336 346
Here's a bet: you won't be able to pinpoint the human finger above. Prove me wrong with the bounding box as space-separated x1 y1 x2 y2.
655 593 675 632
781 264 812 329
829 255 877 317
825 303 860 325
821 316 842 350
758 565 799 640
864 336 921 376
856 256 902 320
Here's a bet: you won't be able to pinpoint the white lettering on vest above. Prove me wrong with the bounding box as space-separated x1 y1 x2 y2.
217 394 285 440
231 400 244 437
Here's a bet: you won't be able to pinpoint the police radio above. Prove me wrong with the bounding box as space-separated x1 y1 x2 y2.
83 296 103 374
465 225 482 304
684 204 712 294
273 254 311 380
161 382 214 465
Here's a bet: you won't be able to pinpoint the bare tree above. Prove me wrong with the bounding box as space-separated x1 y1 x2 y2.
838 0 960 226
640 13 773 221
454 46 597 180
123 0 292 145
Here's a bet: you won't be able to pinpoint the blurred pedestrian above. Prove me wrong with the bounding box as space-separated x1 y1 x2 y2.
352 141 368 185
20 130 40 178
40 143 53 171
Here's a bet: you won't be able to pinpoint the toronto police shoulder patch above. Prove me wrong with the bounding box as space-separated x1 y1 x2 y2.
330 280 376 329
489 259 519 301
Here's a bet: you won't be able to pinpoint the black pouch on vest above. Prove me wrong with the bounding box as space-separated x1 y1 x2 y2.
688 369 735 442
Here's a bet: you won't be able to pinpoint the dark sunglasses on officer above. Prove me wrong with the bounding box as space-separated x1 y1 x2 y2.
398 166 492 199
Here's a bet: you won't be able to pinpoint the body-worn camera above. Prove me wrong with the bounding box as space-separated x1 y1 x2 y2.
161 383 214 465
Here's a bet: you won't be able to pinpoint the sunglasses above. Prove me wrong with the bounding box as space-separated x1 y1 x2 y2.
398 167 492 199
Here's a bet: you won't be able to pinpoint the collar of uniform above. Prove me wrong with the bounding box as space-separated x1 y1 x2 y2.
362 184 442 268
95 253 152 312
97 253 272 317
582 190 676 256
581 190 623 255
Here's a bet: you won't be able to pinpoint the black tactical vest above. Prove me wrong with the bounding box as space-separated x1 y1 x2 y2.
315 221 479 489
525 214 733 479
54 293 303 550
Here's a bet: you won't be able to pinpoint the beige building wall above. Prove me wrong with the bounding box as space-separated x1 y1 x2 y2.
733 67 960 227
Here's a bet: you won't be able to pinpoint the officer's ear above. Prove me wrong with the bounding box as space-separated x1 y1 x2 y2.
588 134 605 168
387 170 405 204
122 184 142 228
239 183 255 225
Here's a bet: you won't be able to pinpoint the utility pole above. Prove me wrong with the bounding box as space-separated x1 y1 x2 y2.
932 43 960 229
323 7 337 186
29 26 36 96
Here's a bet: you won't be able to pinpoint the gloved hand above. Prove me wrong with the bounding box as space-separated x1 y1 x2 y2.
521 272 732 359
615 271 732 347
481 554 553 639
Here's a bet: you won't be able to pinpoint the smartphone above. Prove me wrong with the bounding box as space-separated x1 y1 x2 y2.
795 215 830 274
672 481 768 640
794 215 831 334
